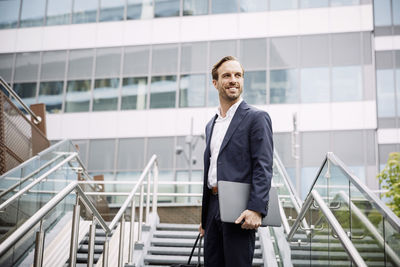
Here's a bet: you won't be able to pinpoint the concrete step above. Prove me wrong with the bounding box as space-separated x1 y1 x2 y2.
77 244 104 253
153 230 259 241
150 237 261 248
291 249 386 261
292 258 389 267
290 242 380 252
144 254 263 266
156 223 199 231
147 246 263 257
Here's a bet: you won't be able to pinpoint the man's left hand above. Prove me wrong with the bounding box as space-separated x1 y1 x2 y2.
235 210 262 230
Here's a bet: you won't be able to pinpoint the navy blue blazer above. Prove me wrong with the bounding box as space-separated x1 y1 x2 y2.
201 101 273 228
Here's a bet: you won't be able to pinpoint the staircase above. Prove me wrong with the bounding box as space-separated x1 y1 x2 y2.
143 223 264 266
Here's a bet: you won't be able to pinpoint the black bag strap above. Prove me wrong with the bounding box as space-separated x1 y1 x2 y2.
187 233 202 266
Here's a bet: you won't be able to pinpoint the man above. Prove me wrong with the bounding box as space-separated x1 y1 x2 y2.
199 56 273 267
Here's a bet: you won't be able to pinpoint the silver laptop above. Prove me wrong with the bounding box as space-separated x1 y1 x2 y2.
218 181 281 227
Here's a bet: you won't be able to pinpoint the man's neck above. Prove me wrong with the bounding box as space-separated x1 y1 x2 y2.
219 98 240 118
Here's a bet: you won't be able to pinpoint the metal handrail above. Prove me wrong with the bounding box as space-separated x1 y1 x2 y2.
0 152 78 211
0 153 66 199
305 152 400 233
287 190 367 267
328 152 400 233
0 76 41 124
334 191 400 266
0 181 112 257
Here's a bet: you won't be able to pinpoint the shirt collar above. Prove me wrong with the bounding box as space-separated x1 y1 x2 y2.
216 98 243 119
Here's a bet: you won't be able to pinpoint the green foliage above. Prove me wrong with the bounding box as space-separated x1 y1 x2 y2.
377 152 400 217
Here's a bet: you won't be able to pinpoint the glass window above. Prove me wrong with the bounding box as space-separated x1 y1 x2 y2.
152 44 178 74
209 40 237 70
88 139 116 171
176 136 205 169
14 52 40 82
300 68 329 103
273 133 295 167
394 0 400 25
376 69 395 117
46 0 72 26
243 71 266 105
95 47 122 78
332 131 364 166
154 0 180 17
150 75 176 108
99 0 124 22
73 0 98 24
270 0 297 10
207 76 218 107
240 0 267 12
397 69 400 116
376 51 393 69
147 137 174 169
301 131 330 166
123 46 150 76
330 0 359 6
240 39 267 70
300 0 328 8
212 0 238 14
270 69 298 104
127 0 153 20
13 82 37 108
183 0 208 15
38 81 63 113
122 77 147 110
331 33 361 66
363 32 372 65
300 35 329 67
93 78 119 111
0 54 14 82
65 80 91 113
20 0 45 27
72 140 89 166
181 42 208 73
0 0 20 29
68 49 94 79
117 138 145 170
332 66 362 102
270 37 298 69
179 74 206 107
373 0 391 26
41 51 67 81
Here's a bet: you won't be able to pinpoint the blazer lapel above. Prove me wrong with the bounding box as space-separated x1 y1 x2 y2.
218 101 250 154
205 114 218 158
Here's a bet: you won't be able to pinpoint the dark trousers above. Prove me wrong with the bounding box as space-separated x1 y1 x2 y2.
203 194 256 267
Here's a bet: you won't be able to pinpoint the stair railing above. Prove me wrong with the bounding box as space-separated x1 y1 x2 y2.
333 191 400 266
0 77 41 124
287 189 367 267
102 154 158 267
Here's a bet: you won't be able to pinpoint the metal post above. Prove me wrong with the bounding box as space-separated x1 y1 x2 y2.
33 220 45 267
128 198 136 263
188 117 193 202
102 236 109 267
118 215 125 267
145 171 151 225
292 113 301 196
69 196 81 267
138 183 144 243
152 163 158 215
87 218 96 267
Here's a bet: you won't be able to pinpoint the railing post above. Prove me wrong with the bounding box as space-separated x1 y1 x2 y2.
87 217 96 267
137 183 144 245
145 171 151 225
152 163 158 215
33 220 45 267
69 195 81 267
118 215 125 267
128 198 136 263
102 236 109 267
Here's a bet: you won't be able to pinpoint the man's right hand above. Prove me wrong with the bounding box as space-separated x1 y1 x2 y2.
199 224 205 237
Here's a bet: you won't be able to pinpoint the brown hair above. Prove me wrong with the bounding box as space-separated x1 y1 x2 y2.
211 56 244 81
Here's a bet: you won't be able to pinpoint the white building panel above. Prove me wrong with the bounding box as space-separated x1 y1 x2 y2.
377 129 400 144
0 5 374 54
375 36 400 51
46 102 376 140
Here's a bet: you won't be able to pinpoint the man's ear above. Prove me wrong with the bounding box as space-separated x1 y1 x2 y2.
212 79 217 89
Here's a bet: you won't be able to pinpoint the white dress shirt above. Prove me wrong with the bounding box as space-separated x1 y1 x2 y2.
207 98 243 189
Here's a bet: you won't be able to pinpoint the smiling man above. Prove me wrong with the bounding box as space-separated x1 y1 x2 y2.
199 56 273 267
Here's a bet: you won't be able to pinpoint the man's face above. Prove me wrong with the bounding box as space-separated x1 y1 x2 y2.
213 60 243 103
